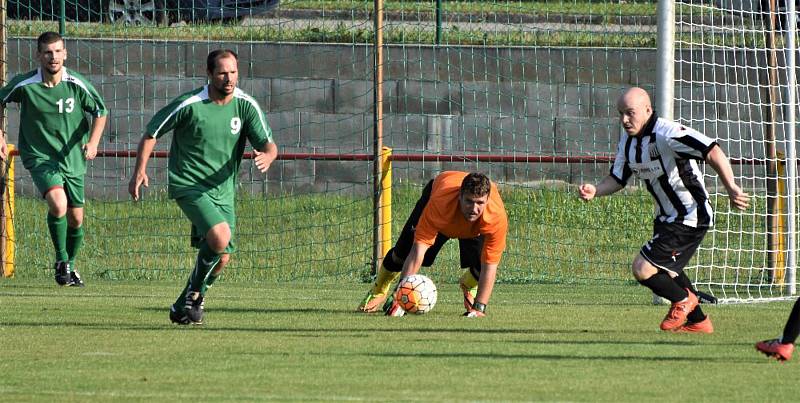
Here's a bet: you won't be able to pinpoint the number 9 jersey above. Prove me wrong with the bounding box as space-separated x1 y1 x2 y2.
0 68 108 174
145 85 273 202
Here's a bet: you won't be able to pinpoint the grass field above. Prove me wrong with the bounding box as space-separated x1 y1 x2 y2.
7 1 726 48
10 182 771 297
0 279 797 402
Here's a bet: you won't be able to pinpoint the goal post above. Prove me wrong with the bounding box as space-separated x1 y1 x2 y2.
0 145 15 278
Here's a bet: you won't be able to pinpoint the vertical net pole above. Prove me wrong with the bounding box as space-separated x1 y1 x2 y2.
656 0 675 119
763 0 781 281
372 0 385 276
58 0 65 35
787 0 798 295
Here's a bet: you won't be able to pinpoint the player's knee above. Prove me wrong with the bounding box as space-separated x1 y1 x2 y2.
206 224 231 253
67 209 83 227
45 194 68 217
631 255 656 281
207 238 229 254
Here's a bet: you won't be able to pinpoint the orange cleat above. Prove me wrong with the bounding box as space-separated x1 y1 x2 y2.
675 316 714 334
660 289 699 331
756 339 794 362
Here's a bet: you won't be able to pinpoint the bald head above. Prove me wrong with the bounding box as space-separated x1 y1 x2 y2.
617 87 653 136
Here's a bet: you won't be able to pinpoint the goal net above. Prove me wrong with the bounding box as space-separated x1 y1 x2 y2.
673 0 798 302
0 1 796 302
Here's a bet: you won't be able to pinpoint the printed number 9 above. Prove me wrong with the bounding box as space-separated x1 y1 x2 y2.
231 117 242 134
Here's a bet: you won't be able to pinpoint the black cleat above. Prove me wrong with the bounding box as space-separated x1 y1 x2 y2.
184 292 205 324
169 306 196 325
695 290 718 304
68 270 85 287
54 261 72 286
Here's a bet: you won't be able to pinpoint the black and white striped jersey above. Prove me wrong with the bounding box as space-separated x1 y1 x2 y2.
610 114 718 228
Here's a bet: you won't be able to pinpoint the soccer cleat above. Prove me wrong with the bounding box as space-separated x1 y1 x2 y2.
169 306 194 325
54 261 72 286
357 291 388 313
756 339 794 361
660 289 699 331
675 316 714 334
695 289 718 304
68 270 85 287
184 292 205 324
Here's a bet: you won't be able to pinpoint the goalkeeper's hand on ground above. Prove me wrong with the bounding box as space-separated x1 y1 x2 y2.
384 300 406 317
463 301 486 317
382 293 406 316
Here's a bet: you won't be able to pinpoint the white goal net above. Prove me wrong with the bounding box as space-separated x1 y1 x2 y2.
672 0 798 302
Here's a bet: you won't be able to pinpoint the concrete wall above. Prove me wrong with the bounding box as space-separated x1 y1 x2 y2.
4 39 775 198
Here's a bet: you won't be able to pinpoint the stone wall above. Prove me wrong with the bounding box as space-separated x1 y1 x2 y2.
4 39 775 198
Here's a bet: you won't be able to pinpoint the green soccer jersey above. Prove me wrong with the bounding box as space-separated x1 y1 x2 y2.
146 85 273 201
0 68 108 173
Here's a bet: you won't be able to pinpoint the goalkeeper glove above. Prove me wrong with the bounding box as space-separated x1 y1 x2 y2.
384 299 406 317
463 301 486 318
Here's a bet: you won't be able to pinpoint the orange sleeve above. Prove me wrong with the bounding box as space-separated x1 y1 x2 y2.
481 220 508 264
414 204 439 246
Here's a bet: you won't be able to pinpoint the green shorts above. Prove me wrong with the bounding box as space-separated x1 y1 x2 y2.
175 192 236 253
29 165 85 207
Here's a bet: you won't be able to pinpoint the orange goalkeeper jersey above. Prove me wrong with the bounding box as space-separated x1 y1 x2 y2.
414 171 508 264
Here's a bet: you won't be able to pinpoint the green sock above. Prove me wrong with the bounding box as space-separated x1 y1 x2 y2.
202 273 219 294
66 225 84 267
46 214 68 262
173 279 191 311
189 242 220 293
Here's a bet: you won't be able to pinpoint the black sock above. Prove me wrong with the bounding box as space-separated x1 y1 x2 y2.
638 272 688 303
673 272 706 323
673 272 696 293
782 297 800 344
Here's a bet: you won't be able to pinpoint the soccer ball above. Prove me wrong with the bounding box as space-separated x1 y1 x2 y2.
394 274 437 314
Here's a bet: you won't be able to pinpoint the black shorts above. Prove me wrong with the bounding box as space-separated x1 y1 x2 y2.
639 221 707 274
392 180 484 279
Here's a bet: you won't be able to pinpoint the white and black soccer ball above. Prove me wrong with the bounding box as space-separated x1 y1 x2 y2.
394 274 438 314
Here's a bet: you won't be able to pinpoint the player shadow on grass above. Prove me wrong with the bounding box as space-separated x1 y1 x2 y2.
0 317 731 341
139 306 347 314
361 351 752 363
511 339 706 346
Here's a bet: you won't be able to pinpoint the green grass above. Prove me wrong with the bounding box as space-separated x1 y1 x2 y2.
9 1 740 48
11 183 771 295
284 0 659 17
0 279 797 401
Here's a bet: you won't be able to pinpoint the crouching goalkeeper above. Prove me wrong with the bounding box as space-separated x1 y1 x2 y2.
358 171 508 317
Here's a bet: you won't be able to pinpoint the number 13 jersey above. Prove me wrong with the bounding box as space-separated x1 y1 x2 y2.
0 68 107 173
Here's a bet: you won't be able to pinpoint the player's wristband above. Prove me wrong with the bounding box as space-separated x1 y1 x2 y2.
473 302 486 313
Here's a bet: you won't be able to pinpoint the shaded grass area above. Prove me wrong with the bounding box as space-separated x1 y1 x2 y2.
0 280 797 401
12 184 767 288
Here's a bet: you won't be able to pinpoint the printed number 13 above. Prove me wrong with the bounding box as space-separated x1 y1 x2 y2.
57 98 75 113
